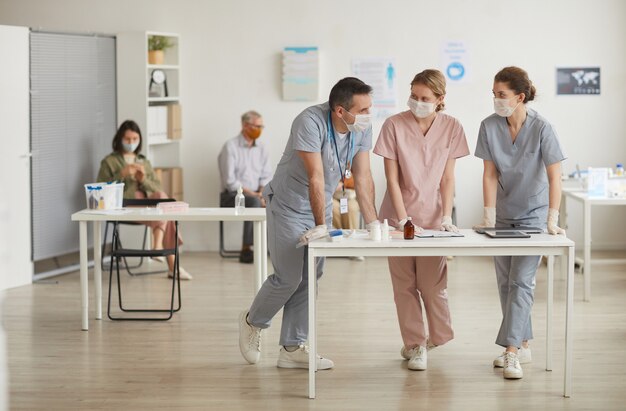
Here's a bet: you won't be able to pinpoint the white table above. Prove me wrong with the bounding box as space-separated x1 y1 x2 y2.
71 207 267 331
561 188 626 301
307 230 575 398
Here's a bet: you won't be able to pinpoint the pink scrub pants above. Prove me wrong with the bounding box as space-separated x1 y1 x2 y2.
388 256 454 349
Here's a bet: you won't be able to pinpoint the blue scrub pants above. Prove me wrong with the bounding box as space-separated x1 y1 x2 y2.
247 196 326 347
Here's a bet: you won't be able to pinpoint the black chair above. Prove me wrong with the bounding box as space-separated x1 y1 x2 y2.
107 198 181 321
219 221 241 258
101 198 177 276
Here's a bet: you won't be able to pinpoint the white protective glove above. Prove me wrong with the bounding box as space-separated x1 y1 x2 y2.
297 225 329 248
441 216 459 233
547 208 566 235
472 207 496 230
396 217 423 234
396 217 408 232
366 220 381 231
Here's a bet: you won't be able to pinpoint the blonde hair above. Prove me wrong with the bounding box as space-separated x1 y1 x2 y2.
411 69 446 112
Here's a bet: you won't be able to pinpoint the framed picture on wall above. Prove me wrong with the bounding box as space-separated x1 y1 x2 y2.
556 67 601 95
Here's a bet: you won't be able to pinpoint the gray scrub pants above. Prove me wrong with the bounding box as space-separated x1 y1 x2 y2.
494 255 541 348
247 196 327 347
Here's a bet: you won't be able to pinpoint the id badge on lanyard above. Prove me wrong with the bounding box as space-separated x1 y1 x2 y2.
340 196 349 214
327 112 354 215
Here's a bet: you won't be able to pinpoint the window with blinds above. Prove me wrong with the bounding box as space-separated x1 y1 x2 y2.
30 32 117 261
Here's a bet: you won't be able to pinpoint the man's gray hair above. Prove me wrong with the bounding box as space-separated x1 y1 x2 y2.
241 110 262 124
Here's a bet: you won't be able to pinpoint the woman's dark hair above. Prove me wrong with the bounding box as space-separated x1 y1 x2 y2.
494 66 536 103
112 119 143 154
329 77 373 110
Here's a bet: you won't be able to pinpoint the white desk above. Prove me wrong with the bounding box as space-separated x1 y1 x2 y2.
71 207 267 331
307 230 575 398
561 189 626 301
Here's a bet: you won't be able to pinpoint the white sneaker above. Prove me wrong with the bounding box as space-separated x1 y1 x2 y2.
167 267 193 280
401 346 427 370
503 352 523 379
493 346 531 368
277 345 334 370
238 310 262 364
401 339 437 359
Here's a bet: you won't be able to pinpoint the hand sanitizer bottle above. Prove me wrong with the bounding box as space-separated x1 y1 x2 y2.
235 186 245 215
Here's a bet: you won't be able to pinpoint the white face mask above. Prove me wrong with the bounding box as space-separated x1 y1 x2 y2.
407 98 436 118
493 97 521 117
122 142 139 153
342 110 372 133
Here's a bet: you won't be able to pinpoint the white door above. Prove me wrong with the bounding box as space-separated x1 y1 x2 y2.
0 25 32 290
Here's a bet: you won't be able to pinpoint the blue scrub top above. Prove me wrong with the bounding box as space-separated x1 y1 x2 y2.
475 108 566 226
265 102 372 220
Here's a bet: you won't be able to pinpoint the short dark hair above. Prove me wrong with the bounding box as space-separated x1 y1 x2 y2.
494 66 536 103
112 119 143 154
328 77 373 111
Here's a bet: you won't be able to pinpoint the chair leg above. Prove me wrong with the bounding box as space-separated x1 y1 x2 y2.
219 221 241 258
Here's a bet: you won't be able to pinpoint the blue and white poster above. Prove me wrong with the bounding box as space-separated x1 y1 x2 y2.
352 57 397 120
282 47 319 101
556 67 600 95
441 41 470 84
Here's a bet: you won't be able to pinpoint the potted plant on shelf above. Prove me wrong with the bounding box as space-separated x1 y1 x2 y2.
148 36 173 65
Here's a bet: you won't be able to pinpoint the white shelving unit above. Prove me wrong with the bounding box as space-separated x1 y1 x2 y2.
116 31 182 168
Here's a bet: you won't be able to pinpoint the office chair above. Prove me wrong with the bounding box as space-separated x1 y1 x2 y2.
107 198 181 321
102 198 177 275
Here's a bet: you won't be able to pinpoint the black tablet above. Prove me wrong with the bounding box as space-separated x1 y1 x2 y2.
484 230 531 239
475 226 543 234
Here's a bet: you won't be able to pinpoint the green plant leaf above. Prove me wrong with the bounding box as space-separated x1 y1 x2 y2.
148 36 173 51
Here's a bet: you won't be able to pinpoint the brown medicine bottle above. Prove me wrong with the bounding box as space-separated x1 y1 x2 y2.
403 217 415 240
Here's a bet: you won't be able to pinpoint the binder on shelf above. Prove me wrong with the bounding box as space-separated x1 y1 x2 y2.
167 103 182 140
147 106 168 143
154 167 184 201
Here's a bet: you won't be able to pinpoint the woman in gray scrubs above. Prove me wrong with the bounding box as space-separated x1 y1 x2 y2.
474 66 567 380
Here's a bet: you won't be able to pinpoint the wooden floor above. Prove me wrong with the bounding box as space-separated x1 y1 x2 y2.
4 251 626 410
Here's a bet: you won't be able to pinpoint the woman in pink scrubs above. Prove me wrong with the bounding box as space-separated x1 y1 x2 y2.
373 69 469 370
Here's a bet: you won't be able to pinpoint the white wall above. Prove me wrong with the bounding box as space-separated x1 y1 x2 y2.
1 0 625 251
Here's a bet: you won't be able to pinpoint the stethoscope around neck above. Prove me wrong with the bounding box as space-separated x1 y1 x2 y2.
327 111 355 186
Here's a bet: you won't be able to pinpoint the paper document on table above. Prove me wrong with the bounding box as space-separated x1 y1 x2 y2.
81 209 133 215
416 230 464 238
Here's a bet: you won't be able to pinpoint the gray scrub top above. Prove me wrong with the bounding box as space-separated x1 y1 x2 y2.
264 102 372 220
474 108 566 226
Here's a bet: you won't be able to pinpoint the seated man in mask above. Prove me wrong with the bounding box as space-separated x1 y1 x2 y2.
218 110 273 263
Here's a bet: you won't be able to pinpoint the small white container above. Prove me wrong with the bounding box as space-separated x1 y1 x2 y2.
370 224 382 241
381 219 390 241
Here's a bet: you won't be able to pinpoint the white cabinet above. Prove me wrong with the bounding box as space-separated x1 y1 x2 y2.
0 25 32 290
116 31 182 168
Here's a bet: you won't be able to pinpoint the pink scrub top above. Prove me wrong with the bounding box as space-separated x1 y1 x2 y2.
373 110 470 229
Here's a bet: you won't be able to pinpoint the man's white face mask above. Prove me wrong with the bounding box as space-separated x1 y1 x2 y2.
342 109 372 133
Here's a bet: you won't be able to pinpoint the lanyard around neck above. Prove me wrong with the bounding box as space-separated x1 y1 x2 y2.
327 112 354 190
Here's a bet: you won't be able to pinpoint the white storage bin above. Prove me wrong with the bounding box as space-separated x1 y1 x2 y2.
84 182 124 209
